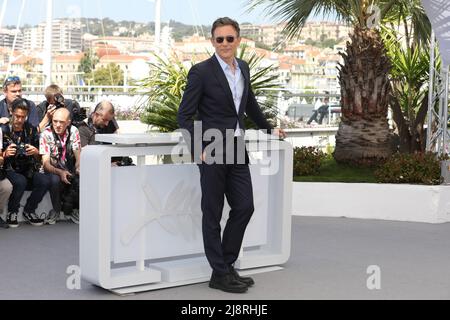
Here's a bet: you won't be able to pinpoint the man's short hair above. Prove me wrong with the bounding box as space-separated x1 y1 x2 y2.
94 101 115 115
3 76 21 90
11 98 29 114
211 17 240 37
44 84 63 101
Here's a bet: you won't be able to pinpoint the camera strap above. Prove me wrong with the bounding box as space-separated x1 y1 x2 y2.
83 116 98 145
5 122 31 145
51 125 73 165
87 116 98 133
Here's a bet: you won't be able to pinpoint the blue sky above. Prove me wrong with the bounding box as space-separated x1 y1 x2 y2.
1 0 279 27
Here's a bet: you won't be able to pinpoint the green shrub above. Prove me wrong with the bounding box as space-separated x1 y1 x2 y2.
374 152 442 185
293 146 326 176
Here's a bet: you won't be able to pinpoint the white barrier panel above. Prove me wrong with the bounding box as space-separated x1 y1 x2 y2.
80 132 293 293
293 182 450 223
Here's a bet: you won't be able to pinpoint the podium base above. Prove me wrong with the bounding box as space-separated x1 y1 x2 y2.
108 266 283 296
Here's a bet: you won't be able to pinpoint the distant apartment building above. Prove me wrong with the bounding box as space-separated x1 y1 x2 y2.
96 54 150 80
87 35 154 54
23 25 44 51
300 21 351 42
241 21 351 49
241 23 286 49
0 28 23 50
6 52 84 86
52 53 84 86
283 44 319 60
52 20 82 53
23 19 82 53
93 43 121 58
276 43 342 93
0 48 11 69
9 55 43 82
0 48 22 76
240 24 264 42
172 34 213 61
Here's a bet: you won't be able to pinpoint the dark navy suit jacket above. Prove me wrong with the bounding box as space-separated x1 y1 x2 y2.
177 55 272 157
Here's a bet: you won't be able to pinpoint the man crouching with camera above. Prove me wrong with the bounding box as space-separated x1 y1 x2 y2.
78 100 133 166
37 84 85 133
40 108 81 224
1 98 50 227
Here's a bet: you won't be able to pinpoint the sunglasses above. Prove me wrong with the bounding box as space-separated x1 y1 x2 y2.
215 36 236 44
3 76 20 87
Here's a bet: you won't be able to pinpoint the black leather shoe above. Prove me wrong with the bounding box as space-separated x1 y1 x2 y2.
229 266 255 286
209 273 248 293
0 216 9 229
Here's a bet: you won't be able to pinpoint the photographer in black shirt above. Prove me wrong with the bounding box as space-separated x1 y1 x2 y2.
37 84 86 132
1 98 49 227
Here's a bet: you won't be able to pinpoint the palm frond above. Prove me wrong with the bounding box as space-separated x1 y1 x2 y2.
247 0 365 39
138 45 281 132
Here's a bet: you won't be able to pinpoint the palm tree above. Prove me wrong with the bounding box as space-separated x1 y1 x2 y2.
382 27 432 153
381 0 432 153
138 53 189 132
248 0 430 165
138 47 280 132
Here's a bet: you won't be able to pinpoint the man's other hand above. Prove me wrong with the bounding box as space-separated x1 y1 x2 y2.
60 170 72 184
25 144 39 156
4 144 17 158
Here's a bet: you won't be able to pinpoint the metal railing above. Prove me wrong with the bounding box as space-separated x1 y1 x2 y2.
19 86 343 127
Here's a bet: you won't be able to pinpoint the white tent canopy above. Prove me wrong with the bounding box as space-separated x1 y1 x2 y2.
422 0 450 66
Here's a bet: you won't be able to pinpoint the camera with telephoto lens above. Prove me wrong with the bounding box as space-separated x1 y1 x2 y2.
53 93 65 109
73 107 88 123
116 156 134 166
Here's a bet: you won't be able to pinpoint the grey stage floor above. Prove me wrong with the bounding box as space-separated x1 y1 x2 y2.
0 216 449 300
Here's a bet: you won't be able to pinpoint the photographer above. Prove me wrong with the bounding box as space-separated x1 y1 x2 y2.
0 130 13 228
1 98 49 227
37 84 86 133
0 76 40 127
77 100 131 166
307 93 330 125
40 108 81 224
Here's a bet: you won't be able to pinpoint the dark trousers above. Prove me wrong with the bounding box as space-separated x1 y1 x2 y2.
198 162 254 275
6 171 50 214
46 173 63 213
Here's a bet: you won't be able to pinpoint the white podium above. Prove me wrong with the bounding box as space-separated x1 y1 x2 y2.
80 131 293 294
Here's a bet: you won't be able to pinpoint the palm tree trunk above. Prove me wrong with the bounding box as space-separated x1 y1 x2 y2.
333 27 393 165
333 116 392 164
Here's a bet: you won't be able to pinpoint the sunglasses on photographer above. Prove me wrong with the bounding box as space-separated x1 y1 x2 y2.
3 76 21 87
215 36 236 44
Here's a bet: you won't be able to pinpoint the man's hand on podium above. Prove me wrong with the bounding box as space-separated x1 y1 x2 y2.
273 128 287 140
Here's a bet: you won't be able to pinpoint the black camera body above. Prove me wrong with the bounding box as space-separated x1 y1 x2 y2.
15 142 27 158
117 156 134 166
73 107 88 123
53 93 65 109
12 143 37 180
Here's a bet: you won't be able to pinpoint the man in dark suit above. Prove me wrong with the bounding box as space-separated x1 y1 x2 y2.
177 17 286 293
